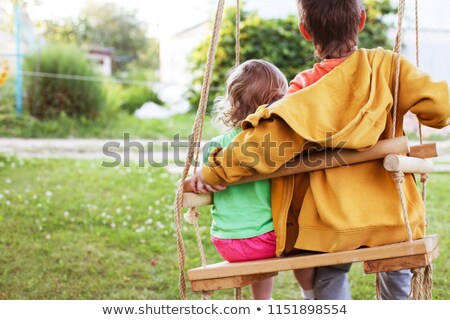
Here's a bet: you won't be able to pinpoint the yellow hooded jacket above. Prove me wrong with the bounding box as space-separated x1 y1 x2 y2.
202 48 450 256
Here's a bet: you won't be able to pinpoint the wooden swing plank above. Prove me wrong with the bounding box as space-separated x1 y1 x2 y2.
363 245 439 274
190 272 278 292
183 136 409 207
187 235 438 281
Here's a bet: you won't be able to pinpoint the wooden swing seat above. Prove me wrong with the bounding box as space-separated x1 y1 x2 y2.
188 235 439 292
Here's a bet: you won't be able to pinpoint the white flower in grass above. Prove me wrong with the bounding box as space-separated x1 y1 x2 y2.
5 178 11 184
101 212 107 217
6 200 11 206
156 221 165 229
125 205 131 211
155 210 160 215
147 206 153 211
42 217 47 222
110 223 116 228
116 208 122 214
64 211 70 217
121 195 127 200
122 221 128 226
24 200 29 205
126 215 132 221
0 194 3 199
0 162 4 167
37 203 42 208
145 218 153 224
155 200 161 205
25 188 30 193
10 162 16 168
45 191 53 197
4 190 10 194
33 194 37 199
135 226 145 233
164 230 169 235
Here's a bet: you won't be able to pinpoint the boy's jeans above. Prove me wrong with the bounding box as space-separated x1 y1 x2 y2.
314 264 412 300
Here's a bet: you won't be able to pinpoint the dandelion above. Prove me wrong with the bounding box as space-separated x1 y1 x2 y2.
5 178 11 184
45 191 53 197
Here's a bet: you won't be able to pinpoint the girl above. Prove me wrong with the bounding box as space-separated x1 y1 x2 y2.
198 59 315 300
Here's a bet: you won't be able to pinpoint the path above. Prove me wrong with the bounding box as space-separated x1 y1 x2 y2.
0 138 449 173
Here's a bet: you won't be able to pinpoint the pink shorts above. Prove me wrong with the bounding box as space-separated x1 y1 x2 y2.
211 231 276 262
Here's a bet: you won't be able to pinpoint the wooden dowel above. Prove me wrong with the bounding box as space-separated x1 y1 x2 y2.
409 143 438 159
183 192 213 208
383 154 434 174
237 136 410 184
183 137 409 207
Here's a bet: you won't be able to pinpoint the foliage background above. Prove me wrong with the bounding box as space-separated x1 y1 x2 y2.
187 0 396 110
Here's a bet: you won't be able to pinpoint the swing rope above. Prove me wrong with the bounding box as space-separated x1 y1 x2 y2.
173 0 226 300
376 0 432 300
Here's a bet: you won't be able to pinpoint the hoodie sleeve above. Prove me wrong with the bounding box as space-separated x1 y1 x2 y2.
398 56 450 129
202 117 306 186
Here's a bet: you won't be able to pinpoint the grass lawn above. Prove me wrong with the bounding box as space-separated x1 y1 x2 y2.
0 155 448 300
0 112 220 140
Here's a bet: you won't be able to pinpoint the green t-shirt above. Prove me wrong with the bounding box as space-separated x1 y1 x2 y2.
203 127 274 239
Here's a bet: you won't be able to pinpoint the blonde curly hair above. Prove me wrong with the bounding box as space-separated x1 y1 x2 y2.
213 59 288 128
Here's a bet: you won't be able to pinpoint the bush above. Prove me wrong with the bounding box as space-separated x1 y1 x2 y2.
119 86 164 114
24 44 105 119
0 76 16 115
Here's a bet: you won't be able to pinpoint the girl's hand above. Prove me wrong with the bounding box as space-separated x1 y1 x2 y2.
190 170 226 193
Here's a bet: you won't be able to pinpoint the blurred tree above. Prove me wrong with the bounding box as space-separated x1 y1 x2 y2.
43 1 159 73
187 0 396 110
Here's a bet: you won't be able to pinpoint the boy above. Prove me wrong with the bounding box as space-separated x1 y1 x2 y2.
191 0 450 299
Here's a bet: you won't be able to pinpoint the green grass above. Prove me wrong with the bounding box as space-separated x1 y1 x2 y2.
0 155 448 299
0 112 219 140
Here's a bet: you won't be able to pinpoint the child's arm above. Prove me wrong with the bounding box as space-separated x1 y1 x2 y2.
398 57 450 128
200 117 307 187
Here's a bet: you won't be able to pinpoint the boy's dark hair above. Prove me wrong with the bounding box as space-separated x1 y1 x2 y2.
297 0 362 59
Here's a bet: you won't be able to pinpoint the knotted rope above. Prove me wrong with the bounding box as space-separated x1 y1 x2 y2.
173 0 226 300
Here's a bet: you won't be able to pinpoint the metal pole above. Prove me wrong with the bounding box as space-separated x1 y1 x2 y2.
15 3 23 117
